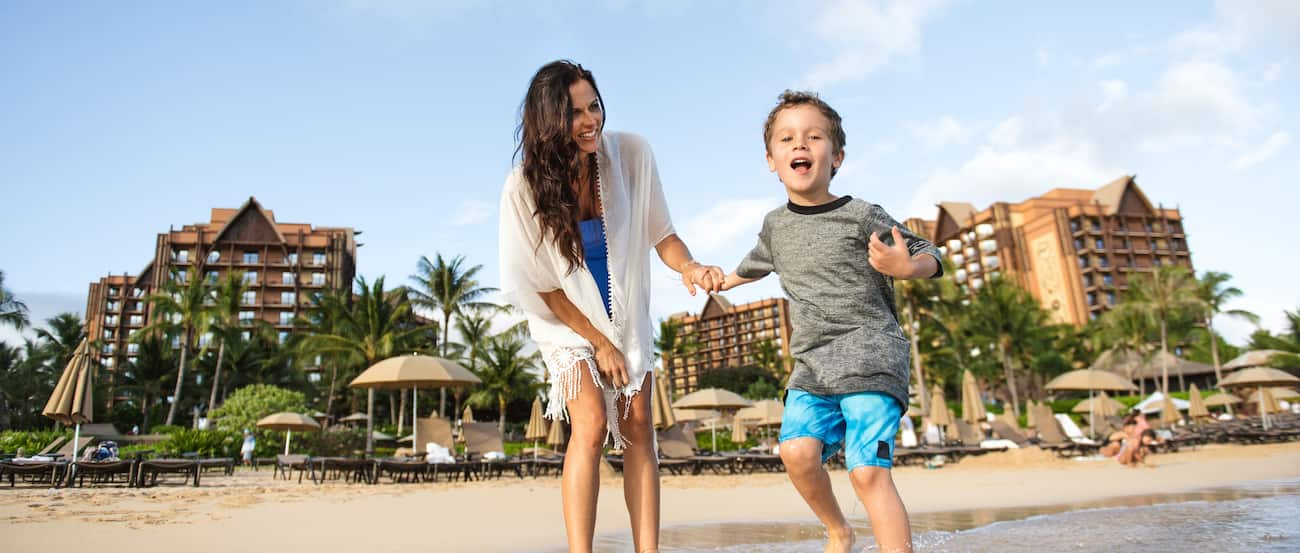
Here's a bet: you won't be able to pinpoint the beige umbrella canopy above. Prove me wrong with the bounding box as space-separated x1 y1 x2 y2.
462 405 476 423
1025 399 1039 429
1267 387 1300 400
1220 367 1300 388
339 412 369 423
737 399 784 427
1222 350 1288 371
1204 392 1243 407
928 385 952 427
546 418 567 448
1046 369 1140 392
651 371 677 429
350 354 481 455
1187 384 1209 420
256 412 321 455
673 388 753 452
525 398 548 441
43 339 95 426
997 409 1019 429
960 371 986 424
1159 394 1182 426
1071 391 1125 417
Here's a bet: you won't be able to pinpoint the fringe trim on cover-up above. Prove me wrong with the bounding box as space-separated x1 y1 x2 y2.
543 346 639 450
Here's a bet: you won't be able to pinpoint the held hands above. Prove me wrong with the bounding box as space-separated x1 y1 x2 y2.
868 226 918 279
593 337 630 388
681 260 725 296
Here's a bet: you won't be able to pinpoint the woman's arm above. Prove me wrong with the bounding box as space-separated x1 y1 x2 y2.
654 233 725 295
537 289 630 388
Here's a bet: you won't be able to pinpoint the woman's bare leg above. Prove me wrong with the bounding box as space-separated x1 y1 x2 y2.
618 373 659 552
562 368 609 552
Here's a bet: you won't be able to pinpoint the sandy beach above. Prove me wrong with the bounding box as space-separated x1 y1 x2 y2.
3 442 1298 552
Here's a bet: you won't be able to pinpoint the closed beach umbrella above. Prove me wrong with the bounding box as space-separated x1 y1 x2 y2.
43 339 94 471
256 412 321 455
1250 387 1279 430
928 385 954 442
731 415 748 444
961 371 987 424
1025 399 1038 429
525 398 547 461
350 354 480 456
462 405 475 423
673 388 753 452
1187 384 1209 420
1159 394 1182 426
651 371 677 430
1204 393 1243 407
546 418 567 448
997 409 1019 429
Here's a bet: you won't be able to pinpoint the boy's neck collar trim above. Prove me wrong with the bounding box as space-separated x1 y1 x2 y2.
787 195 852 215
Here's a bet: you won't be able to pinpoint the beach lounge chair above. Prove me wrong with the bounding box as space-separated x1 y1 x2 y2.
274 454 311 483
989 420 1030 447
658 425 734 475
953 420 1000 457
462 422 516 480
0 459 69 487
1033 407 1097 457
69 459 137 487
311 457 375 484
136 459 201 487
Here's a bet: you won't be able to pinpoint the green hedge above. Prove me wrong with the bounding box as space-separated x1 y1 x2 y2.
0 430 70 455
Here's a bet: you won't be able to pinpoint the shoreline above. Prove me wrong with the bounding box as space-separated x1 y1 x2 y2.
2 442 1298 552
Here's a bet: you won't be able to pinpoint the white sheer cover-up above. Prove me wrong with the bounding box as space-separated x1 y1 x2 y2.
498 131 675 449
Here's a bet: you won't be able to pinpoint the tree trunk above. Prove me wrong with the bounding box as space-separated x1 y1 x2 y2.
325 362 339 417
165 332 190 426
999 340 1021 418
1208 317 1222 388
499 395 507 434
905 299 929 414
440 311 452 417
140 396 150 433
208 339 226 413
397 389 407 435
1160 318 1170 395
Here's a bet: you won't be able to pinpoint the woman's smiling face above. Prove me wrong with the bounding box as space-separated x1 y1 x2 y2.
766 104 843 196
569 79 603 155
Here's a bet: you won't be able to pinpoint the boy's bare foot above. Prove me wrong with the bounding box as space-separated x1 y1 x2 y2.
825 525 855 553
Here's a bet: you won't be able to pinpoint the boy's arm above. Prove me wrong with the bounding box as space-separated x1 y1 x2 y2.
868 226 941 280
720 271 761 291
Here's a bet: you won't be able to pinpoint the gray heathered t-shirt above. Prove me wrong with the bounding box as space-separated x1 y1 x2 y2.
735 196 942 408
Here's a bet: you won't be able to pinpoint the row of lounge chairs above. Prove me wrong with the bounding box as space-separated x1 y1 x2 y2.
1 435 238 488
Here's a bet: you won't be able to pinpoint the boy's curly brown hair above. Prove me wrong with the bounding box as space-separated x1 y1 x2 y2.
762 90 846 167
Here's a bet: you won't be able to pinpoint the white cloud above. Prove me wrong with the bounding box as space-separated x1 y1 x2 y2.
449 200 494 226
906 116 969 149
1123 61 1259 153
1035 48 1052 66
801 0 951 88
678 197 782 255
1262 62 1284 83
1216 0 1300 47
1232 131 1292 169
1096 80 1127 113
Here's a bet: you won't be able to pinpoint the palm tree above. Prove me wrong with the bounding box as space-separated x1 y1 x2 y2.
137 267 214 425
0 340 57 429
961 277 1050 418
301 289 357 418
206 271 249 412
1194 271 1259 386
470 333 541 433
1113 265 1205 394
654 317 699 380
1098 303 1158 395
453 307 496 416
301 277 430 448
35 312 86 369
119 335 176 433
895 274 946 413
0 270 29 330
408 254 499 416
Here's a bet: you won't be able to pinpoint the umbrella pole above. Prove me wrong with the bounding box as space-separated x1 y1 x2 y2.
366 389 374 457
70 423 81 483
711 415 718 453
284 430 291 456
1088 389 1095 441
413 387 419 455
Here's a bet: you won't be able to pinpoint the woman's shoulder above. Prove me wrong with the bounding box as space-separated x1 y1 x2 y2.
602 130 653 159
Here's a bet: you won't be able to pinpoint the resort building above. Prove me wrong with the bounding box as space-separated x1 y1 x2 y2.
663 295 792 396
85 198 358 376
902 175 1193 326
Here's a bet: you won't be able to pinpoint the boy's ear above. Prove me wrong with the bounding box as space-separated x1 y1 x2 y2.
766 150 777 173
833 148 845 170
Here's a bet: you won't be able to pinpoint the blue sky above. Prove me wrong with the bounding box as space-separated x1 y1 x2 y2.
2 1 1297 347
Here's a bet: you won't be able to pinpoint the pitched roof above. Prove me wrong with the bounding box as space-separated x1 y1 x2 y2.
210 197 288 245
700 294 734 318
1090 175 1155 216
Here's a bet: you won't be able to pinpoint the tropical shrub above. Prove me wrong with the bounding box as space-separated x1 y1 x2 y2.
209 384 308 433
0 430 68 455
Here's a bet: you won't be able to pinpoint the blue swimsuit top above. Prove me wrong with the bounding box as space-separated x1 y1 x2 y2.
579 218 613 317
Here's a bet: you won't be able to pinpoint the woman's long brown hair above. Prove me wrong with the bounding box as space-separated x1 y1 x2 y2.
514 60 606 274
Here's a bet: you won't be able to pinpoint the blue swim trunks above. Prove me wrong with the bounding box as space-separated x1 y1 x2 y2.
780 389 903 471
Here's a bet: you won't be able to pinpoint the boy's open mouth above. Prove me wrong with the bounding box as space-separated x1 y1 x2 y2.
791 157 812 175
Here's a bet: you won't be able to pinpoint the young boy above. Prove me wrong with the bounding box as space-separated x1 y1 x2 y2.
721 91 941 553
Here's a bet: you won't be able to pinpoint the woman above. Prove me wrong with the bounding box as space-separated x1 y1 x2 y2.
498 60 723 553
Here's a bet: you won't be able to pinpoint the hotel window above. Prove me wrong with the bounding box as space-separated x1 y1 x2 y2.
279 312 293 325
1126 257 1135 268
132 287 143 297
976 223 994 238
103 343 115 354
103 358 113 368
1103 274 1114 286
127 343 140 355
1090 218 1101 231
278 331 290 344
1153 258 1163 267
1083 274 1094 287
1121 238 1130 250
172 336 180 348
282 272 296 284
281 292 296 305
108 287 120 297
106 301 119 311
1074 238 1084 251
206 271 219 284
947 239 961 250
1078 256 1088 268
173 249 189 263
173 271 188 283
242 291 257 305
312 252 326 266
199 332 212 348
1095 238 1105 250
287 252 299 265
129 315 143 325
103 329 114 340
971 277 984 289
1107 292 1116 305
241 331 251 341
105 315 118 325
1098 257 1110 268
243 251 259 264
1087 292 1097 306
242 271 257 285
1069 219 1081 232
239 311 255 323
207 251 219 264
312 272 325 285
132 301 143 311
